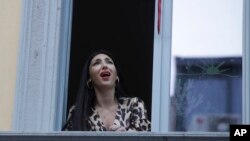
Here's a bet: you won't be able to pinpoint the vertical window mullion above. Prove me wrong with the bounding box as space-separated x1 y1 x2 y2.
151 0 173 132
243 0 250 124
160 0 173 132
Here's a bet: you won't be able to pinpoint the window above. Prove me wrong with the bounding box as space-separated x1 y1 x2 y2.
151 0 245 132
170 0 243 132
67 0 155 123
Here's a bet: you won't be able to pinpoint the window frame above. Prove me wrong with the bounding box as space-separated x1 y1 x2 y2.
151 0 172 132
243 0 250 124
13 0 72 131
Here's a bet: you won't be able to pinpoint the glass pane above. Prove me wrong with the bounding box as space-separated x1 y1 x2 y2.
170 0 243 132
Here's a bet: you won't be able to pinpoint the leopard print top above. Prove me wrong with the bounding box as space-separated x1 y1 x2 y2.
63 97 151 131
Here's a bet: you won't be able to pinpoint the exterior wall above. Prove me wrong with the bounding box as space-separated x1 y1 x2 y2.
0 0 21 131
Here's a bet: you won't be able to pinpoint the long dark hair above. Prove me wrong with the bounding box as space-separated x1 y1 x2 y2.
72 49 128 130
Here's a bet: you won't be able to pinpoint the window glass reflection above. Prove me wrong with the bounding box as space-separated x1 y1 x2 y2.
171 57 241 131
170 0 243 132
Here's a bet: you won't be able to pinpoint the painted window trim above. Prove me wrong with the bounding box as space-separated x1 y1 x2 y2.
151 0 172 132
13 0 72 131
243 0 250 124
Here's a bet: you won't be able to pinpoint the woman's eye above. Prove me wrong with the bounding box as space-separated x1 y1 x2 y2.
107 60 114 64
92 61 100 66
108 61 113 64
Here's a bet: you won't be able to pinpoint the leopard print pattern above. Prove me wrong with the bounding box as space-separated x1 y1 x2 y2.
62 97 151 131
89 97 151 131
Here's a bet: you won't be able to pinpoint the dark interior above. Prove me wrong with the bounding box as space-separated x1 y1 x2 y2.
67 0 155 120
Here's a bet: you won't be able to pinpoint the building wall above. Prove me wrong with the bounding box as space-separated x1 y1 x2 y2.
0 0 21 131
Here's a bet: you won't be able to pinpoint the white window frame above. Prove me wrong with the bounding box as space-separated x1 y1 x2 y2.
243 0 250 124
13 0 72 131
151 0 172 132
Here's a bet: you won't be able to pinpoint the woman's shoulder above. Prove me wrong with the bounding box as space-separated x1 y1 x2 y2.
118 97 145 106
66 105 76 120
62 105 76 131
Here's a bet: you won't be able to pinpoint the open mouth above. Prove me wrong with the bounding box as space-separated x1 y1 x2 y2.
100 71 111 77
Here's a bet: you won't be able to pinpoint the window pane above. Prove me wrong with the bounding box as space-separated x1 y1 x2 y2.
170 0 243 132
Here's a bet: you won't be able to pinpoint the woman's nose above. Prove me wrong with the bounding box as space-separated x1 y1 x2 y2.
101 62 108 69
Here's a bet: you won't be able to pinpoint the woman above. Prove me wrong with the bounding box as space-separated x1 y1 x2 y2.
62 50 150 131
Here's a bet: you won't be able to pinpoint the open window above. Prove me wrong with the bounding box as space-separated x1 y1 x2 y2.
67 0 156 122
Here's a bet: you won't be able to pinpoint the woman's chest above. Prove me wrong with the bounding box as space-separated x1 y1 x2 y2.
89 105 132 131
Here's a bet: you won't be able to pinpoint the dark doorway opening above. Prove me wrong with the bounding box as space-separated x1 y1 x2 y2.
67 0 155 121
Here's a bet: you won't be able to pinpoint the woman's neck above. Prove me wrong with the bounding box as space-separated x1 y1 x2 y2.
94 88 117 108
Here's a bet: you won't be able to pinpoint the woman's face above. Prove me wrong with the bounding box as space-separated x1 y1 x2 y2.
89 53 118 89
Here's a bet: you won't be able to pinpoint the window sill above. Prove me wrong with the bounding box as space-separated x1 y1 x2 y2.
0 131 229 141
